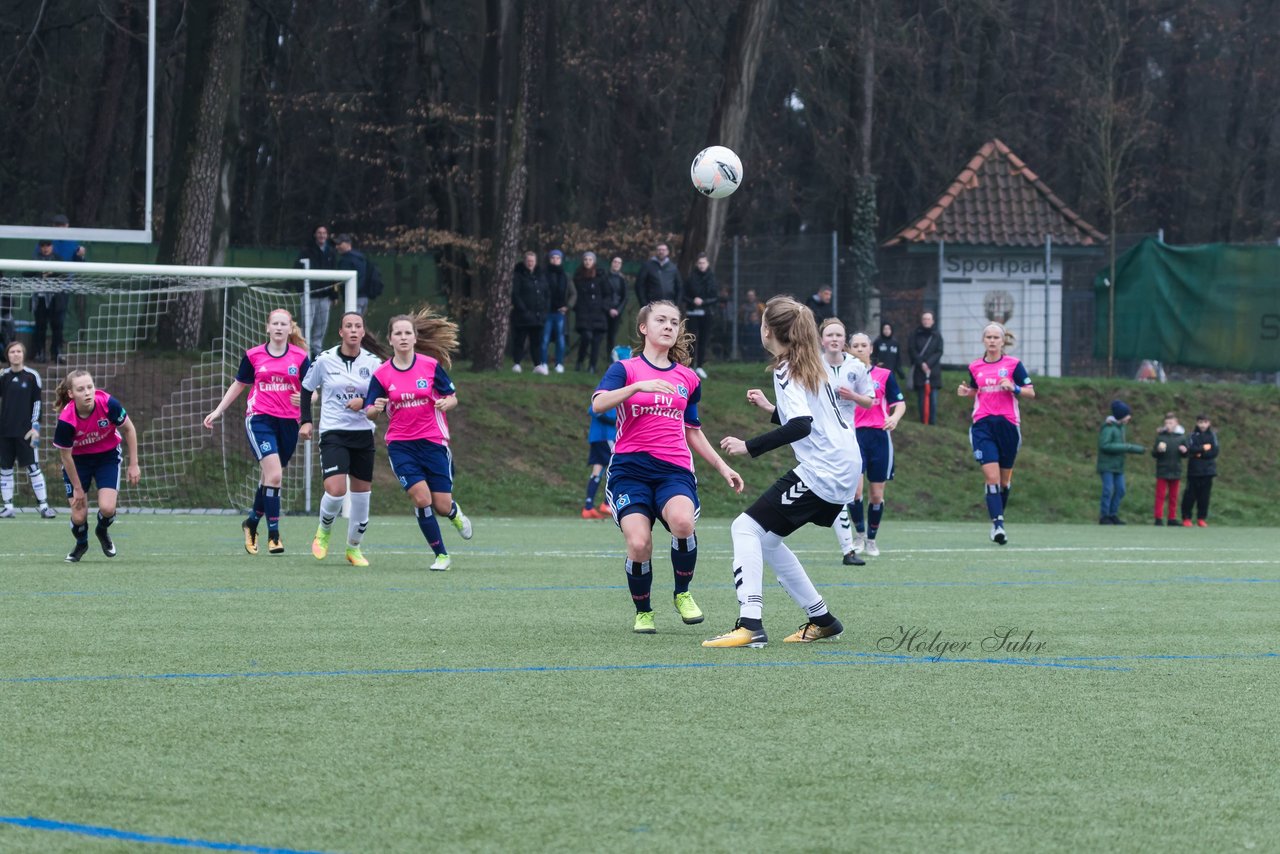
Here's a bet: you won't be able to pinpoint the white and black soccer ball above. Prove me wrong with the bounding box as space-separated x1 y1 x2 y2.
690 145 743 199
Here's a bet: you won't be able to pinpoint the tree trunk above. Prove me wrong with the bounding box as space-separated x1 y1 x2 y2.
75 0 137 227
679 0 778 271
475 0 542 371
156 0 248 349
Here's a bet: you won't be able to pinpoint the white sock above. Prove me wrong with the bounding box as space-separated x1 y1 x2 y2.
0 468 13 505
29 464 48 503
762 531 828 618
833 508 853 553
730 513 766 621
347 491 371 546
319 492 344 532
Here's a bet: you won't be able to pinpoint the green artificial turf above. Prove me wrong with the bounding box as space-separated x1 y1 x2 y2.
1 515 1277 852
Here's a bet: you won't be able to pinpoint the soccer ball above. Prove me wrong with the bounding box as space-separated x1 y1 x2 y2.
690 146 743 199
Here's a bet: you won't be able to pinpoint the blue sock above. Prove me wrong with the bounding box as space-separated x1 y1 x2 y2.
868 503 883 540
264 487 281 535
985 484 1003 521
671 534 697 593
585 474 601 509
1001 485 1010 511
625 558 653 612
247 485 265 525
849 499 865 533
416 506 446 556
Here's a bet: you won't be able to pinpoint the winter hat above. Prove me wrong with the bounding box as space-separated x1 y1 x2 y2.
582 251 597 263
1110 400 1132 420
548 249 564 260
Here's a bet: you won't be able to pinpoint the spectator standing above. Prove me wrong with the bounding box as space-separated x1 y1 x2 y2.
540 249 574 374
573 252 610 373
683 253 719 378
1180 414 1219 527
1097 400 1145 525
28 240 72 364
1151 412 1185 525
511 251 549 374
335 234 381 317
634 243 682 307
604 256 628 354
740 289 764 359
806 286 836 326
908 311 943 424
872 322 903 379
297 225 337 357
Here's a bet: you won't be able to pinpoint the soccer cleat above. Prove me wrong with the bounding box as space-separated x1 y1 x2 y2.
0 506 13 518
673 591 704 624
95 528 116 558
1182 519 1193 527
268 534 284 555
1197 519 1208 528
633 610 656 634
450 507 473 539
39 505 57 519
598 503 613 517
242 519 259 555
345 546 369 567
65 541 88 563
312 527 331 560
991 523 1008 545
581 507 598 520
865 540 881 557
852 533 866 554
429 553 452 571
784 617 844 643
702 621 768 649
842 550 865 566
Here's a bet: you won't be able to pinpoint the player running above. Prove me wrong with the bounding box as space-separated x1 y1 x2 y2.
51 370 140 562
704 296 858 648
957 323 1035 545
815 318 874 565
204 308 310 555
363 308 472 571
847 331 906 557
592 300 743 634
0 341 56 518
299 312 385 566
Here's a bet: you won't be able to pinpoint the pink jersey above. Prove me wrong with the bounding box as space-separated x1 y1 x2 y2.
239 343 308 419
855 366 895 429
366 353 455 445
595 356 702 471
53 389 125 455
967 355 1032 425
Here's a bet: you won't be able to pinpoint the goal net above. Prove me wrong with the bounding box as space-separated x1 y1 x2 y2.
0 259 355 513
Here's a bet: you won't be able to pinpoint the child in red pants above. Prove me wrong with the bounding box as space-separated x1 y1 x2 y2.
1150 412 1184 525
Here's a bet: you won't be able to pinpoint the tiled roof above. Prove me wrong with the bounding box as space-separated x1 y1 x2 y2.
884 139 1106 248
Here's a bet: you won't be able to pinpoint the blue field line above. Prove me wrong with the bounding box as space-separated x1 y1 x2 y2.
0 815 332 853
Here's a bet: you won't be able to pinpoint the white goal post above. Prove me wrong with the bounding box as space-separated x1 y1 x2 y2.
0 258 356 514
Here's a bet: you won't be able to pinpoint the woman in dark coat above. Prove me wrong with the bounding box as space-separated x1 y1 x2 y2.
573 251 610 373
872 322 903 379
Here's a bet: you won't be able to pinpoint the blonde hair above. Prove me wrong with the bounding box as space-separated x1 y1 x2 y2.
818 317 850 352
763 296 825 393
983 322 1016 352
634 300 695 366
388 306 460 369
54 369 93 410
268 308 308 350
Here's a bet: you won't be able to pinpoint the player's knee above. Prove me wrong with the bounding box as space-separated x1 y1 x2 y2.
27 464 41 478
731 513 760 539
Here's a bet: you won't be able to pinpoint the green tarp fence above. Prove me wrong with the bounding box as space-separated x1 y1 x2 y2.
1094 237 1280 371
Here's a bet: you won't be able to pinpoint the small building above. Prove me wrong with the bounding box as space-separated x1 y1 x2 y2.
880 139 1105 376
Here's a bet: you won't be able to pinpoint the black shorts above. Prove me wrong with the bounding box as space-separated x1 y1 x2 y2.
320 429 376 482
745 470 845 537
0 436 36 469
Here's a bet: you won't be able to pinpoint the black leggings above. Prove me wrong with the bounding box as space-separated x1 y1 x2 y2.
1181 475 1214 521
687 314 711 368
511 325 542 365
576 329 604 371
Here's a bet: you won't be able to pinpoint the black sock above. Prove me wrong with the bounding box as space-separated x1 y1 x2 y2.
71 521 89 544
811 612 837 628
737 616 763 631
1000 485 1011 511
95 510 115 534
671 534 697 594
625 558 653 612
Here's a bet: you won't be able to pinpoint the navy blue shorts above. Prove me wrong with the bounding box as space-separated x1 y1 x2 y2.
387 439 454 494
856 427 895 482
604 452 699 530
63 447 122 496
970 416 1022 469
245 414 300 467
587 441 612 468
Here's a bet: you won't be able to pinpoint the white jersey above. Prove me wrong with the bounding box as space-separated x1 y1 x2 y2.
823 353 874 426
773 361 861 505
301 346 383 433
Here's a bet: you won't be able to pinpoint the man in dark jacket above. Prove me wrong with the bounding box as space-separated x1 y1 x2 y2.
1179 414 1220 526
604 256 628 353
573 251 609 373
511 251 549 374
908 311 944 424
634 243 681 307
540 249 574 374
297 224 337 357
683 252 718 378
335 234 377 316
806 286 836 326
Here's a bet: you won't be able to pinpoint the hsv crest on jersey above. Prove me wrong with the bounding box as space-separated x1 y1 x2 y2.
416 378 429 389
676 384 689 398
614 494 631 509
97 419 109 428
288 365 298 375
